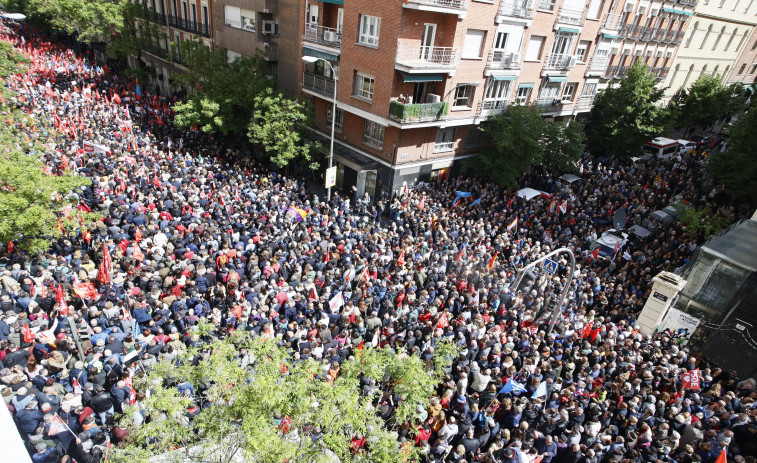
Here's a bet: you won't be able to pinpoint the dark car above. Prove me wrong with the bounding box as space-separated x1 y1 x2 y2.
690 135 719 149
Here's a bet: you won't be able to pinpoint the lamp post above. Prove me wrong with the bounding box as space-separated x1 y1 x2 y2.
302 56 337 202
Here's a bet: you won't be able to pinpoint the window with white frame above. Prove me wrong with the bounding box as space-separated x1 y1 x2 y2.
539 82 562 99
225 5 255 32
582 82 597 95
363 120 385 149
562 83 577 101
575 41 590 62
454 85 475 107
515 85 532 105
525 36 545 61
462 29 486 58
326 107 344 133
485 79 511 101
435 127 456 153
359 15 381 46
354 72 375 100
538 0 557 11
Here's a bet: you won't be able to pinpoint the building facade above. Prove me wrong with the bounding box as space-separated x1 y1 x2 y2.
727 27 757 86
662 0 757 101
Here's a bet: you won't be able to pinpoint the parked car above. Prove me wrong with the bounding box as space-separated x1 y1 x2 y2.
589 229 628 260
677 139 697 152
690 135 718 148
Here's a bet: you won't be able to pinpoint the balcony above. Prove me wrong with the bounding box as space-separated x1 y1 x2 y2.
677 0 697 6
143 9 167 25
604 65 629 78
576 95 594 111
168 15 210 37
403 0 469 19
497 0 534 22
264 42 277 61
544 53 573 70
651 66 670 80
396 44 459 73
478 99 509 117
302 72 336 98
486 50 521 71
535 97 559 109
303 25 342 50
619 24 643 40
587 55 610 75
389 100 449 123
602 14 623 34
556 6 584 27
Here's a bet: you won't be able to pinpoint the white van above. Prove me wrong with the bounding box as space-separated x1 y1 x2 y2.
642 137 680 160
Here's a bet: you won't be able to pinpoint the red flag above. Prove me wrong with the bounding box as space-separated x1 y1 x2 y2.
112 93 122 104
7 241 14 253
135 227 143 242
487 252 498 271
73 282 98 300
97 242 112 284
309 287 319 302
436 313 449 330
682 369 702 390
457 245 467 262
589 247 600 261
397 250 405 268
418 194 425 211
590 326 601 342
22 322 34 343
72 378 82 396
714 449 726 463
129 386 137 405
582 321 594 339
361 266 370 283
56 283 68 315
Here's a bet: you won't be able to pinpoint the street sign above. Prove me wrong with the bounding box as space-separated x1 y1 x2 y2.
325 166 337 189
543 258 558 275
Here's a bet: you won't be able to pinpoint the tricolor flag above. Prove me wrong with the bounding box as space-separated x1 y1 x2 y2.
549 200 556 213
287 207 308 222
507 217 518 232
558 201 567 214
487 252 498 271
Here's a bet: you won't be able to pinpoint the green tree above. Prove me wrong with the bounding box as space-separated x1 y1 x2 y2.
465 105 546 187
585 61 669 160
113 329 456 463
671 74 744 136
106 2 166 83
173 40 274 137
249 89 322 170
541 120 585 174
708 108 757 202
25 0 126 42
680 205 733 239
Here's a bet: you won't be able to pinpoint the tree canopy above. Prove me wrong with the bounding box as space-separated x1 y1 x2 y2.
24 0 126 42
172 40 274 137
106 3 166 83
670 74 744 134
707 109 757 203
465 105 584 186
585 61 669 160
113 328 456 463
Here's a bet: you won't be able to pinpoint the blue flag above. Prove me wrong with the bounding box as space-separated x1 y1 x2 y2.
455 191 472 198
532 381 548 399
471 197 482 207
499 379 526 395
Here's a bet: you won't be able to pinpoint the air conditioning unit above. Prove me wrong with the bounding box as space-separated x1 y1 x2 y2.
568 55 578 68
426 93 441 103
262 20 278 35
323 30 336 42
511 53 522 63
624 2 635 12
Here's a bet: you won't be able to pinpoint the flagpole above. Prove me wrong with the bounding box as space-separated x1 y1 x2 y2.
54 412 79 439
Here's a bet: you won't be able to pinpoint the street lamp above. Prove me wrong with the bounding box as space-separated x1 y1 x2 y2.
302 55 337 201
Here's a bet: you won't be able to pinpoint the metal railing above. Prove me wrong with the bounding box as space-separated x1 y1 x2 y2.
302 72 336 98
588 55 610 72
577 95 594 110
535 97 559 108
605 65 629 78
603 13 623 32
677 0 697 6
405 0 468 11
487 50 521 70
651 66 670 79
537 0 556 11
396 44 458 69
143 9 167 25
389 100 449 123
498 0 534 19
556 6 584 26
168 15 210 37
478 100 509 115
619 24 643 40
545 53 572 69
303 24 342 49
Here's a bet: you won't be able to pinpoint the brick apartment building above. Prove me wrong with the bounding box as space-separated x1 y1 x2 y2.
296 0 701 199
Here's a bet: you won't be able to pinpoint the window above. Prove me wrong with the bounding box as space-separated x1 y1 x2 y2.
586 0 602 19
241 11 255 31
525 35 545 61
326 107 344 133
225 5 256 32
463 29 486 58
464 126 483 148
354 72 375 101
435 127 456 153
515 85 532 105
454 85 475 107
359 15 381 46
562 83 577 101
751 64 757 74
576 41 590 62
582 83 597 96
738 63 747 74
202 5 208 25
494 31 508 50
191 4 197 23
363 121 385 149
539 83 562 99
538 0 557 11
485 79 511 100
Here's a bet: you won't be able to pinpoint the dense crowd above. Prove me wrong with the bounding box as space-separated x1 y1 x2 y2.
1 18 755 463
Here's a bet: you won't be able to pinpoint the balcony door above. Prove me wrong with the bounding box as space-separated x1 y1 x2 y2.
308 4 319 30
413 82 428 104
550 33 574 56
337 8 344 32
420 24 437 60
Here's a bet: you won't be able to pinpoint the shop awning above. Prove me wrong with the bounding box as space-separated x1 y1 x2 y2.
317 0 344 4
399 71 444 82
663 7 693 15
518 83 535 88
302 46 339 62
492 75 517 81
602 33 619 39
547 75 569 82
558 27 580 34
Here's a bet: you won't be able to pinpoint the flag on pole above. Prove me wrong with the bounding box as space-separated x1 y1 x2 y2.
308 287 319 302
549 200 556 213
582 321 593 339
457 244 467 262
558 201 567 214
507 217 518 232
418 194 425 211
73 282 98 300
499 379 526 395
436 313 449 330
22 322 34 343
682 369 702 390
361 266 370 283
371 326 381 347
589 247 600 261
72 378 83 396
56 282 68 315
397 250 405 268
97 242 112 284
135 226 143 242
470 197 482 207
714 448 726 463
532 381 548 399
48 414 70 435
487 252 498 271
329 291 344 312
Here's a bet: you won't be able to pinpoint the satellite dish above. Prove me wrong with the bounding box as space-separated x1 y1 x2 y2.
613 209 628 230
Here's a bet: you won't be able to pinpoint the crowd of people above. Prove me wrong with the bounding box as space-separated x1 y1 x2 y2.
0 17 755 463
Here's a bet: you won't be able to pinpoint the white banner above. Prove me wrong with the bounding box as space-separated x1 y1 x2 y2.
83 141 110 154
658 308 701 345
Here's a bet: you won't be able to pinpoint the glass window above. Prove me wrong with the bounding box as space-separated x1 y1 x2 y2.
435 127 456 153
354 72 375 100
576 41 590 62
538 0 557 11
562 83 577 101
224 5 241 28
494 31 508 49
363 120 385 149
454 85 474 107
515 85 532 105
463 29 486 58
525 35 545 61
582 82 597 95
359 15 381 46
326 107 344 133
464 126 483 148
485 80 511 100
738 63 747 74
